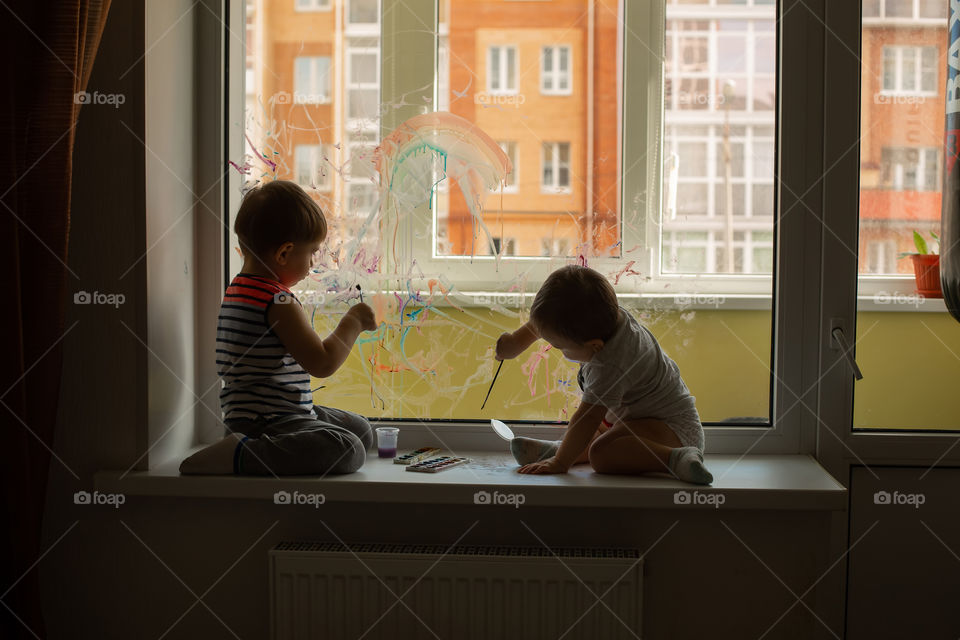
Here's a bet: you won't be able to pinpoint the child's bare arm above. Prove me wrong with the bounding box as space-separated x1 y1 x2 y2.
495 321 539 360
269 301 377 378
553 401 608 468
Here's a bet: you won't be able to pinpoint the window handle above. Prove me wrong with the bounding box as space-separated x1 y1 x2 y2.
831 327 864 381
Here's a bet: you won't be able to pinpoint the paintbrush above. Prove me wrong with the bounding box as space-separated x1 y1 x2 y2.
480 360 504 410
356 284 363 303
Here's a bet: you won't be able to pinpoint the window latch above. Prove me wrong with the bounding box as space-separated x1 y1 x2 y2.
830 325 864 381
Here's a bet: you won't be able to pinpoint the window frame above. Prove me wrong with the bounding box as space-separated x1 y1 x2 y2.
373 0 817 454
294 143 332 191
540 141 572 193
540 44 573 95
487 44 518 95
498 141 519 193
294 0 331 13
818 0 960 479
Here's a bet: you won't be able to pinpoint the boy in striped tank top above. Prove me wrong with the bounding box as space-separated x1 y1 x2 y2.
180 180 377 475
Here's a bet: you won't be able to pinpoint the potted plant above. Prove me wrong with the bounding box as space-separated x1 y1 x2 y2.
899 230 942 298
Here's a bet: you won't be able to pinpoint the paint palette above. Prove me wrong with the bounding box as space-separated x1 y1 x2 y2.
393 447 442 465
405 456 470 473
491 419 515 441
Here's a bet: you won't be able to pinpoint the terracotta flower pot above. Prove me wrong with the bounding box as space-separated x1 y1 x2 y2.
910 254 942 298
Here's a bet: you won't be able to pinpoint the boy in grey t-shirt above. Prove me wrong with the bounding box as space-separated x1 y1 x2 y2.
495 265 712 484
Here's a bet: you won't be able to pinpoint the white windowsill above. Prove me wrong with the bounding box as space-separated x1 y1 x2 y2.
95 451 845 511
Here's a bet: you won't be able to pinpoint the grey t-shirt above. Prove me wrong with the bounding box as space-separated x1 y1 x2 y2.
576 306 697 420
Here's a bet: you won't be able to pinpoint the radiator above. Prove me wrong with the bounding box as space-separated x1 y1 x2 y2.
269 542 643 640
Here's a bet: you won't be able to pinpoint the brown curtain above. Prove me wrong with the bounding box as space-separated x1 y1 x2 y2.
0 1 111 638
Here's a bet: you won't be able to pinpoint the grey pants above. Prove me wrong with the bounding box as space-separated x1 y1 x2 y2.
224 405 373 476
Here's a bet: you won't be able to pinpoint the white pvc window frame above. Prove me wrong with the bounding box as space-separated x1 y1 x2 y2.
541 44 572 95
487 45 518 95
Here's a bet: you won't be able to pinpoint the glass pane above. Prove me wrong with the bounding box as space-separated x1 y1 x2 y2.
855 4 960 431
237 0 381 266
661 0 776 424
436 5 621 258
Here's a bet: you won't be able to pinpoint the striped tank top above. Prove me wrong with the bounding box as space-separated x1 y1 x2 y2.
216 273 316 420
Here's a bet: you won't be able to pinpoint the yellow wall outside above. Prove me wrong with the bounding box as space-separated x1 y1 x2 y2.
309 304 960 430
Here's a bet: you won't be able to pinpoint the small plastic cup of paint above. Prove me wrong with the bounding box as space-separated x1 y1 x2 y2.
376 427 399 458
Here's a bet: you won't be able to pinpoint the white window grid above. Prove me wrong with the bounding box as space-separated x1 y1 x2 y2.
664 123 775 222
293 56 331 104
664 15 775 114
346 41 380 128
880 146 939 191
662 228 773 274
865 239 898 274
862 0 947 22
347 0 379 30
541 45 572 95
540 141 571 193
294 0 331 12
294 144 332 190
880 45 938 95
487 45 518 95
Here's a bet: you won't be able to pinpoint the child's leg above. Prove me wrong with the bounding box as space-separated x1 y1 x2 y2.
588 417 713 484
510 418 610 466
311 405 374 450
236 412 368 476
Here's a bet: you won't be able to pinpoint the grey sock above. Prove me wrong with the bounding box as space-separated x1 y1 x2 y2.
510 437 561 465
668 446 713 485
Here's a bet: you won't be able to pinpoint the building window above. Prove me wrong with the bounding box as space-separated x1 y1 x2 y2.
294 0 331 11
498 141 518 191
348 0 379 25
540 238 570 257
866 239 898 274
294 144 331 190
492 237 516 256
347 43 379 122
541 142 570 192
293 56 331 103
488 46 517 94
863 0 946 20
541 45 571 95
881 46 937 94
881 147 938 191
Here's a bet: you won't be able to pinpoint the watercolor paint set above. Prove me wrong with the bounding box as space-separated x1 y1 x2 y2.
405 456 470 473
393 447 442 465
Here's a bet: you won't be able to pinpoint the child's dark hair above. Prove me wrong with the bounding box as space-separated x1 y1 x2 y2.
234 180 327 259
530 265 620 343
